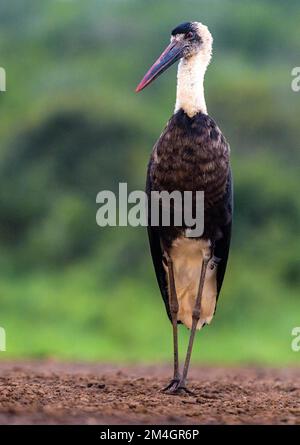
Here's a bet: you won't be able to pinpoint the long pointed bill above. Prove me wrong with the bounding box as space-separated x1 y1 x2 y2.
136 40 185 92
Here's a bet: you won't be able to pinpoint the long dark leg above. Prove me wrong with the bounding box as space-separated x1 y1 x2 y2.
168 251 211 395
162 252 180 392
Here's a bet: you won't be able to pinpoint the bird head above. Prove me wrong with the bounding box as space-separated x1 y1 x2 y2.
136 21 213 92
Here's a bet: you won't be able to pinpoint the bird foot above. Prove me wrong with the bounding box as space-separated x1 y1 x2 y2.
162 379 195 396
161 378 181 393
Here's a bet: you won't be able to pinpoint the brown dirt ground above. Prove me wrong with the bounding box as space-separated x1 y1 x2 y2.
0 361 299 425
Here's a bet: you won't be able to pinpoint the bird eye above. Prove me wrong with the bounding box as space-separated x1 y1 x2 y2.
186 31 194 39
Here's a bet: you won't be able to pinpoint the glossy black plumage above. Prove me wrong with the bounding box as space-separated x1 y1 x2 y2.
146 109 233 322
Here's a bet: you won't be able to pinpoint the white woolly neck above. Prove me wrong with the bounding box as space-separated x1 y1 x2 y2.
175 53 208 117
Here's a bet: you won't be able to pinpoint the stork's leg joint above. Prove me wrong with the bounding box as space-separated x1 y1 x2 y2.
192 309 200 322
170 298 179 316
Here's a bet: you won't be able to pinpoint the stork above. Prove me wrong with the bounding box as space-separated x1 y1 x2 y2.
136 22 233 395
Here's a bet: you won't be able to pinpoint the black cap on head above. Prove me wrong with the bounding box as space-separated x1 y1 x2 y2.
171 22 194 36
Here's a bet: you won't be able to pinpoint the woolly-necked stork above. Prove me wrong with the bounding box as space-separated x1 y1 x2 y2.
136 22 233 395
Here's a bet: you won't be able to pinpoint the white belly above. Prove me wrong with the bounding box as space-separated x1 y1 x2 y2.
165 237 218 330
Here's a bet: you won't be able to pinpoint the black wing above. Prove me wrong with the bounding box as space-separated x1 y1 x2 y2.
215 167 233 300
146 158 172 321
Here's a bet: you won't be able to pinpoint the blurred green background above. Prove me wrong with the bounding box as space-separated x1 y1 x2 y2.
0 0 299 365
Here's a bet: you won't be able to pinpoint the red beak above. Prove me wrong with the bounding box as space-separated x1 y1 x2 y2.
136 40 185 92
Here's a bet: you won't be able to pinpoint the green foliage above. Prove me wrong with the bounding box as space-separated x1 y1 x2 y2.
0 0 299 364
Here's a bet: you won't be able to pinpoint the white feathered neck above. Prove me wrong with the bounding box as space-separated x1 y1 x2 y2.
175 53 209 117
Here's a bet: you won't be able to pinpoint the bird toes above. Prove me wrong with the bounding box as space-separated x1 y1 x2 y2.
161 378 181 393
162 379 195 396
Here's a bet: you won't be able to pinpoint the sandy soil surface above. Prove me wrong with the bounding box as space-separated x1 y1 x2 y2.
0 361 299 424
